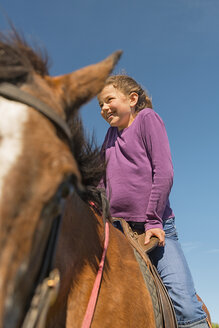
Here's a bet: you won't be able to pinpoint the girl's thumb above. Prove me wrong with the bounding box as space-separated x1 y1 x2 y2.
144 231 152 245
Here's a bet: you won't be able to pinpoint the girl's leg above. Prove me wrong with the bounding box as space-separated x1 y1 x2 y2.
149 218 209 328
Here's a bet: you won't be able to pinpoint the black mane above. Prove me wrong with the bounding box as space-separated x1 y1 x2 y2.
0 28 49 84
70 117 106 208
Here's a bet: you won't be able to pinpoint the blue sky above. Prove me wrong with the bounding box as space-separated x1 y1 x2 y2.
1 0 218 323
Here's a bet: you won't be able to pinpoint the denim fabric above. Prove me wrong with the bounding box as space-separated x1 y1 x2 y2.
149 218 207 327
178 318 209 328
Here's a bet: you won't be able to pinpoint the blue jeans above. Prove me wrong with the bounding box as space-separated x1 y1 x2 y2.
149 218 208 327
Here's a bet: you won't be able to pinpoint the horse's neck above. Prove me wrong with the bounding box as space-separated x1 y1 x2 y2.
46 192 104 326
55 191 104 283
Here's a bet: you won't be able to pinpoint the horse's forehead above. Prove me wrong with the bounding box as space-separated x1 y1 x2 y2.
0 97 28 201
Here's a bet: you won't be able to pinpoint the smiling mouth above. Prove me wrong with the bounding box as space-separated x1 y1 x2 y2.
107 113 114 120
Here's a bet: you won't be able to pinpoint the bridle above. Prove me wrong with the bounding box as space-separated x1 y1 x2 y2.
0 82 71 141
0 82 73 328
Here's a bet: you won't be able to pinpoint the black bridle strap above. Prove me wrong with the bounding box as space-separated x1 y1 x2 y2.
0 82 71 140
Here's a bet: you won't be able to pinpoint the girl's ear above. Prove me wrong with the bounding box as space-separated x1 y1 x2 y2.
129 92 138 108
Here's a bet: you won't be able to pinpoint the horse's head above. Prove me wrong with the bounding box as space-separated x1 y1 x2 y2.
0 31 121 327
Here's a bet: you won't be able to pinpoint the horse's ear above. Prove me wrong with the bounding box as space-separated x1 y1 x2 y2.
46 50 122 118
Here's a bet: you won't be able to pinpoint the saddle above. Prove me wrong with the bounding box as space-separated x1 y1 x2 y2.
112 218 178 328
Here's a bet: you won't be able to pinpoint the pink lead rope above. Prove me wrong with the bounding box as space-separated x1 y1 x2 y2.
81 220 109 328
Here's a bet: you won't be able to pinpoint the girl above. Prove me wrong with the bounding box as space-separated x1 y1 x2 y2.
98 75 209 328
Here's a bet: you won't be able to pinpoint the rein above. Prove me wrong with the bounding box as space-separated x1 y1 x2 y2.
20 181 72 328
82 202 110 328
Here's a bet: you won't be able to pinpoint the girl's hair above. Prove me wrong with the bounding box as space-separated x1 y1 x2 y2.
103 75 152 112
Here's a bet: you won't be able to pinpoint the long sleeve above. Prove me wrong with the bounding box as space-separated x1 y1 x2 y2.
140 111 174 231
97 129 109 191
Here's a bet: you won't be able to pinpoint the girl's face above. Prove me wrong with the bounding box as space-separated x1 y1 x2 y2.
98 85 138 130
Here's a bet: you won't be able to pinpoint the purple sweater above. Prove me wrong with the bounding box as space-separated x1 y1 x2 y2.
101 108 174 231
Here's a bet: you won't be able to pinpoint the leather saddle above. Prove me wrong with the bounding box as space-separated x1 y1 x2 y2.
112 218 178 328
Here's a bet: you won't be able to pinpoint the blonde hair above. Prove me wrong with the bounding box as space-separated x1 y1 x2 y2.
102 75 152 112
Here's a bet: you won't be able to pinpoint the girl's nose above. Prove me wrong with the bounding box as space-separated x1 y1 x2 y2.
102 103 109 111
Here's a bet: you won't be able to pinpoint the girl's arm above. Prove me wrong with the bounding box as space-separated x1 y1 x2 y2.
141 110 174 242
97 128 110 190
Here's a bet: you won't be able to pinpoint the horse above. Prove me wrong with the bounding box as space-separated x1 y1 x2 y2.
0 30 157 328
0 30 211 328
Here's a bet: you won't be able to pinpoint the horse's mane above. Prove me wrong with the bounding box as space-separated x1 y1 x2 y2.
70 117 106 211
0 28 49 84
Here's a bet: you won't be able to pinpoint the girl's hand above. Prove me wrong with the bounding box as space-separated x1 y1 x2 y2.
144 228 165 247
